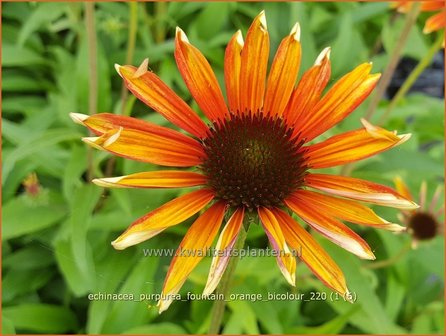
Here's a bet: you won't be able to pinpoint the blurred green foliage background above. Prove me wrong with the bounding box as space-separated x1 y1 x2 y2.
2 1 444 334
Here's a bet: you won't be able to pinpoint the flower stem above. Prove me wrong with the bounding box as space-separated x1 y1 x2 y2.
378 30 444 125
363 240 411 270
85 2 97 182
208 225 248 334
364 2 420 121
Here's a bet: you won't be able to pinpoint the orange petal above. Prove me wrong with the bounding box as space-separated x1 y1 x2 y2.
424 10 446 33
296 64 380 142
393 176 414 202
175 28 228 122
263 22 301 117
288 190 404 231
111 188 215 250
203 207 244 296
115 63 208 139
82 125 205 167
239 11 270 114
305 173 418 209
274 208 349 296
224 30 244 114
305 119 411 169
158 201 227 313
285 47 331 126
92 171 207 189
258 207 296 286
285 196 375 259
421 1 445 12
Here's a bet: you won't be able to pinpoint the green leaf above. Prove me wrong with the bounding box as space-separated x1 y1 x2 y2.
2 192 66 240
1 316 16 335
3 268 54 303
3 43 48 67
122 323 187 334
3 304 78 333
3 245 54 270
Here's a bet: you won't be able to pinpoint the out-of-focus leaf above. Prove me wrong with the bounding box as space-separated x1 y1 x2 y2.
3 268 54 302
122 323 187 334
2 192 66 240
3 245 54 270
3 304 78 333
3 44 48 67
1 316 16 335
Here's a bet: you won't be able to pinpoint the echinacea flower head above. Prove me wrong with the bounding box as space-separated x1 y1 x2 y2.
71 11 418 313
393 0 446 34
394 177 444 248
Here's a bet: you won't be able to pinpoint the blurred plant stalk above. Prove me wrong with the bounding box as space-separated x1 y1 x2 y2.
378 30 445 124
364 2 421 122
85 2 97 181
105 2 139 178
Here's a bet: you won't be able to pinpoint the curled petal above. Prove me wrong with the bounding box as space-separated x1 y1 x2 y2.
274 208 349 296
263 22 301 117
93 171 207 189
306 173 419 209
288 190 404 231
258 207 296 286
295 63 379 142
393 176 414 202
111 189 214 250
158 201 227 313
239 10 270 113
175 28 228 122
285 197 376 260
285 47 331 126
82 126 205 167
225 30 244 114
203 207 245 296
304 120 411 169
116 64 208 139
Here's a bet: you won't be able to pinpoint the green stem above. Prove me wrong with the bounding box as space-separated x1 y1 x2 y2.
378 30 444 125
208 225 248 335
85 2 97 182
363 240 411 270
364 2 421 121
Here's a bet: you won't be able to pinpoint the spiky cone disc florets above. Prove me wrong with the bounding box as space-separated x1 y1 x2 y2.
201 112 307 210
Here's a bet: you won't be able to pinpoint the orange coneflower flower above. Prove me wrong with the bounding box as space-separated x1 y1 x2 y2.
393 0 446 34
71 11 418 312
395 177 444 248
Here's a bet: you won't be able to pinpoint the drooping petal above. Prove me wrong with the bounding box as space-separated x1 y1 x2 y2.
273 208 349 296
158 201 227 313
263 22 301 117
284 47 331 126
115 63 208 139
82 125 205 167
305 173 419 209
258 207 296 286
239 10 270 114
225 30 244 114
304 119 411 169
203 207 245 296
295 63 380 142
93 171 207 189
175 28 228 122
288 190 404 231
111 189 214 250
285 196 376 259
421 1 445 11
393 176 414 201
424 10 446 33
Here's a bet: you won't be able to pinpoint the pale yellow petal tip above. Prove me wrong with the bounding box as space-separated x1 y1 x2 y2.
103 127 123 148
82 136 103 150
235 30 244 47
111 238 127 250
290 22 301 41
176 26 189 43
133 58 149 79
315 47 331 65
388 224 407 232
114 63 123 77
69 112 89 125
92 177 123 188
157 298 172 314
258 10 267 30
